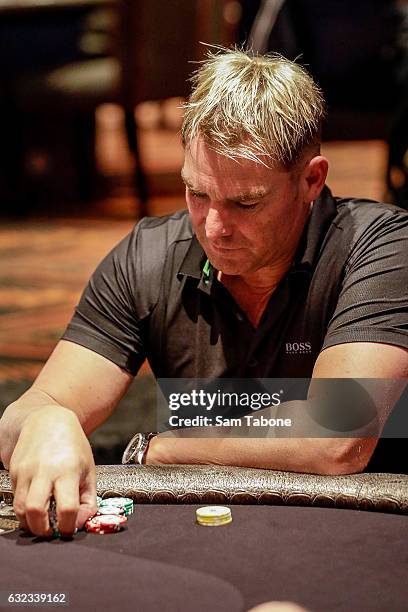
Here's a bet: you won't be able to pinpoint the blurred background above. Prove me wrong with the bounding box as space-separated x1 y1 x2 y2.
0 0 407 465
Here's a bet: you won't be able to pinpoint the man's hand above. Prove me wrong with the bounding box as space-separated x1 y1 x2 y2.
0 340 133 537
4 405 96 537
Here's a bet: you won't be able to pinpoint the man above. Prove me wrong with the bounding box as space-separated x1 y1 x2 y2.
1 49 408 537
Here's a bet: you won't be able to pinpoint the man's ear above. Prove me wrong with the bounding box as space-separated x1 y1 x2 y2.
302 155 329 202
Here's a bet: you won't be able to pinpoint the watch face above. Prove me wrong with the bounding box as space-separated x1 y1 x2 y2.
121 433 142 464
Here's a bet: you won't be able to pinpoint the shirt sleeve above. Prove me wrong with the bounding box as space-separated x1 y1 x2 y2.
62 223 149 375
322 207 408 351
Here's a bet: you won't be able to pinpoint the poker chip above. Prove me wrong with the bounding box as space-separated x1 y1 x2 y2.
0 504 16 519
85 514 127 534
96 496 103 506
48 500 60 537
196 506 232 527
97 505 125 516
100 497 134 516
0 517 19 534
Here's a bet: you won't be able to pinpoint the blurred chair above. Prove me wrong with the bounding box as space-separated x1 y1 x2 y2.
6 0 202 216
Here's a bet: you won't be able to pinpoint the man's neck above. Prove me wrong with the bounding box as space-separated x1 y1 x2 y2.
218 259 291 327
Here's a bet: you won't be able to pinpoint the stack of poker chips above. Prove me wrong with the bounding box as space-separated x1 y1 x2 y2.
48 499 60 537
0 501 17 520
47 495 134 537
85 514 127 534
84 496 134 535
195 506 233 527
0 501 20 534
0 500 58 537
98 497 134 517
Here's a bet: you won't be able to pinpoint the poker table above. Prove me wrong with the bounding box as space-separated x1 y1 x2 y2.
1 465 407 612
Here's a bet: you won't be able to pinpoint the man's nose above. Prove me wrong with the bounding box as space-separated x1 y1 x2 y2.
205 206 232 240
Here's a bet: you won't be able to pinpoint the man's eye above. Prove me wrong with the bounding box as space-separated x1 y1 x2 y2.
236 202 259 210
189 190 206 199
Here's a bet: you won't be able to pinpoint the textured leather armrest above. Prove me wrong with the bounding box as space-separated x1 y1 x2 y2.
1 466 407 514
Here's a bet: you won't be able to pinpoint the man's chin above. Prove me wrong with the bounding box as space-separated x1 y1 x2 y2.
207 254 246 276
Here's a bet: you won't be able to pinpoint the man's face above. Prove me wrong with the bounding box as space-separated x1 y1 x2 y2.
182 137 311 278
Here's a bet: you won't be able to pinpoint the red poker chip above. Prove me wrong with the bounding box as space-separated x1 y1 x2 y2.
85 514 127 534
87 524 119 534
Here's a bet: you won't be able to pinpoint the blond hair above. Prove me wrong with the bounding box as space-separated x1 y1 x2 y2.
181 47 326 168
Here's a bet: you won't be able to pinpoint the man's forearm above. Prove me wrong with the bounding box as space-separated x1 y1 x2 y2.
1 388 63 435
146 434 371 475
146 394 379 474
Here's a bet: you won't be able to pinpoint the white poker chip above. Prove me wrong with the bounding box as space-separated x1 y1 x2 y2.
97 505 125 516
196 506 232 526
100 497 133 516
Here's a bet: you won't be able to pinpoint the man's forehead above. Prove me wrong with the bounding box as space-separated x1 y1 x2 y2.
184 138 277 178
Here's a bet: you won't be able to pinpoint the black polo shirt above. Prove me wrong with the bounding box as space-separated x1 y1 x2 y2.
62 187 408 472
63 186 408 378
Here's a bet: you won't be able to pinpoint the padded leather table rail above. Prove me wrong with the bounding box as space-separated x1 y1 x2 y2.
1 465 408 514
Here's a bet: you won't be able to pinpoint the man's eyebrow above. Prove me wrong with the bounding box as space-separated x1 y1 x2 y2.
180 171 198 192
231 189 268 202
180 171 268 201
181 172 209 196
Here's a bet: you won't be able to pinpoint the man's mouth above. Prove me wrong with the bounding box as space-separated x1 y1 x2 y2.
209 243 243 253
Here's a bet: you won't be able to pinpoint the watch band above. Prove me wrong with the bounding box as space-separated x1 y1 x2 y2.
121 433 158 465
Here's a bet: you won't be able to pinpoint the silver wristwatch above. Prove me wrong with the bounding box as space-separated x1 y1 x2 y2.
121 432 158 465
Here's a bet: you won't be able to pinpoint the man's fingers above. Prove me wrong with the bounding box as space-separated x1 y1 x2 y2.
12 469 96 537
11 471 31 533
23 476 53 537
53 476 81 536
76 469 97 529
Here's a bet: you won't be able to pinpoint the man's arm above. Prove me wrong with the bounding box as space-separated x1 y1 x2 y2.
0 340 133 537
146 342 408 474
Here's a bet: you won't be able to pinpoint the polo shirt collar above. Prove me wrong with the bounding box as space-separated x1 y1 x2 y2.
178 185 338 281
293 185 338 270
178 233 205 280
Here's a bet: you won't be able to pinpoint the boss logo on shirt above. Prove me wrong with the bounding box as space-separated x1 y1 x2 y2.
285 341 312 355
